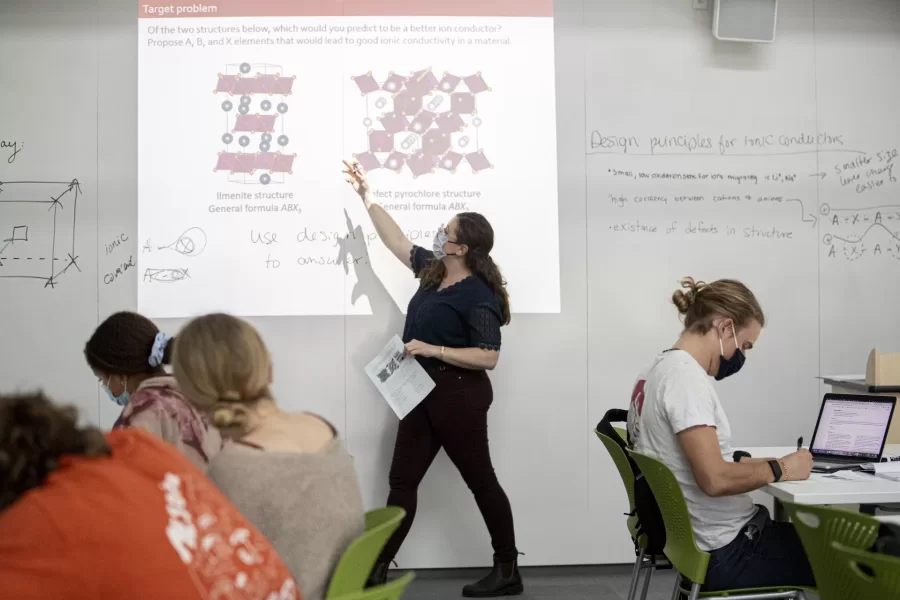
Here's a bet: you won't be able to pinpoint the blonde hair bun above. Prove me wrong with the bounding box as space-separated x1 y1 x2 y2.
171 313 272 434
672 277 707 314
211 402 248 430
669 276 765 334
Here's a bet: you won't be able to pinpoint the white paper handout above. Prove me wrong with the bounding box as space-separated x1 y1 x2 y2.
365 335 436 419
860 462 900 474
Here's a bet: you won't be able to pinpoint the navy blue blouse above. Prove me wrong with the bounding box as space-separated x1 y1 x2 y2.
402 246 503 368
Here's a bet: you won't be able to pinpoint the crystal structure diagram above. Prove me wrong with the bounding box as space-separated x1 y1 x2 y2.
350 69 494 178
0 179 81 289
213 62 297 185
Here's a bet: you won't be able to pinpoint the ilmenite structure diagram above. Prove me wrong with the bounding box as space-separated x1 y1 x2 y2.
350 68 493 178
213 62 297 185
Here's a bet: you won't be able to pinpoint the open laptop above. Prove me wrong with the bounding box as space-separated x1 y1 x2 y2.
809 393 896 472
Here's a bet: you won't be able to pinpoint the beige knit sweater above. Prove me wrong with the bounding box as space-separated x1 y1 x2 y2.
206 438 365 600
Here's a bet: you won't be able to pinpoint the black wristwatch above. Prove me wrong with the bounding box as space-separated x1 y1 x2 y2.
767 459 783 482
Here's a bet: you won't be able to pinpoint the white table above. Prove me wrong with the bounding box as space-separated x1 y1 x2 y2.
743 445 900 515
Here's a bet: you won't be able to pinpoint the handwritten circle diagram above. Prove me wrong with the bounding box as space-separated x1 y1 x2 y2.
163 227 207 257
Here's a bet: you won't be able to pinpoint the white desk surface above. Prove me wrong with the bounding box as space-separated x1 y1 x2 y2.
742 445 900 506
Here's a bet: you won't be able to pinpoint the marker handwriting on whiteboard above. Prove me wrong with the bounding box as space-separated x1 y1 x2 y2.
105 233 129 255
1 140 22 163
143 268 190 283
251 230 279 245
104 255 135 284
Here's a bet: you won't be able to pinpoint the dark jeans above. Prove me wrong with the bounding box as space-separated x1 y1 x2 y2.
704 506 816 591
379 367 518 563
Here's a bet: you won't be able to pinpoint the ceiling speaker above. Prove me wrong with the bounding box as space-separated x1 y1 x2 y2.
713 0 778 43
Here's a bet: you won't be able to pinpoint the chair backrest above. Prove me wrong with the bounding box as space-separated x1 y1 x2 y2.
829 542 900 600
628 449 709 584
326 507 407 599
329 572 416 600
595 428 637 512
782 503 881 600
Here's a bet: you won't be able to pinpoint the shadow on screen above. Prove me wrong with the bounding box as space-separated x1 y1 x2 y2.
335 209 404 495
336 208 402 319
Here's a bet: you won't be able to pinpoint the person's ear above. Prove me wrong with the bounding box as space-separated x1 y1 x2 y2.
722 320 736 339
713 318 730 338
456 244 468 256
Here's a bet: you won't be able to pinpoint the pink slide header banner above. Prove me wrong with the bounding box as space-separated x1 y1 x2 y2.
139 0 553 18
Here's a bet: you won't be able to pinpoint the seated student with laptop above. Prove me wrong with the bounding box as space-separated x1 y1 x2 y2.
627 277 816 591
808 394 896 472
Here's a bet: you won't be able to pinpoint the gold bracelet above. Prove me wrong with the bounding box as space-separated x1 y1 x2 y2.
779 459 789 482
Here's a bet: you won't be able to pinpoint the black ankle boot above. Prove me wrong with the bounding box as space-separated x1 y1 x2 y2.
365 561 389 588
461 560 524 597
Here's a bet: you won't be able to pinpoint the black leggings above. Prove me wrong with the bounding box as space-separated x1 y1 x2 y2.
379 367 518 563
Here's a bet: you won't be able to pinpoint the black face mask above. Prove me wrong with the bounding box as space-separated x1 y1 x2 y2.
714 325 746 381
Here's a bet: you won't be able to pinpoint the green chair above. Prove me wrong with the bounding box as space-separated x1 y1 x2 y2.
595 427 666 600
781 503 881 600
627 450 806 600
329 572 415 600
829 541 900 599
326 507 407 599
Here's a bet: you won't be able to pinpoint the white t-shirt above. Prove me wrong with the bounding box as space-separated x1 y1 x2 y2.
626 349 756 551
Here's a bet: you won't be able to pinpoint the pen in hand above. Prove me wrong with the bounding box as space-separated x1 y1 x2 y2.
797 437 803 451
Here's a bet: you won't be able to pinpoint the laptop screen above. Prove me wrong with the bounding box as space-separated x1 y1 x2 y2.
810 395 895 461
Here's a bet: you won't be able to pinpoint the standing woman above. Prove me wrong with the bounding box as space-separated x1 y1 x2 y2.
344 161 522 597
84 311 221 470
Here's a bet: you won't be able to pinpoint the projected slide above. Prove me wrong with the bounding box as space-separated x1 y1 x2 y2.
138 0 559 318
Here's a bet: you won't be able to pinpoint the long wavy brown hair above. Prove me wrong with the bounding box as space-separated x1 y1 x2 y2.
0 392 110 511
420 212 511 325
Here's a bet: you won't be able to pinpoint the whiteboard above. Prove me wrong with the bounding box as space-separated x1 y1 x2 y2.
584 0 900 562
2 0 900 571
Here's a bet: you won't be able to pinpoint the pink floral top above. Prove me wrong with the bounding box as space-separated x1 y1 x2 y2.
112 376 222 470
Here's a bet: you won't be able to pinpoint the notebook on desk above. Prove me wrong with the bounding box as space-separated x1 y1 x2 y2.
809 393 896 473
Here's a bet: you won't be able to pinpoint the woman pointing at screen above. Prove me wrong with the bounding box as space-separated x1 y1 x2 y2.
344 161 522 598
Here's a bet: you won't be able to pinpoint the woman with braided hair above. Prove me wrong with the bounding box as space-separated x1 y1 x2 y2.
84 311 221 470
171 313 365 600
343 161 521 597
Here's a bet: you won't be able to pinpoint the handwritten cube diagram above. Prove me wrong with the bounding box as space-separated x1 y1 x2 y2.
351 68 494 178
0 179 81 288
213 62 297 185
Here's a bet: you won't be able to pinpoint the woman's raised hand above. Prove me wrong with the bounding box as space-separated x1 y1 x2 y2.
342 160 369 201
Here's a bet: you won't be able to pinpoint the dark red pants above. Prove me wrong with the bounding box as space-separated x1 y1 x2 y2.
379 367 518 563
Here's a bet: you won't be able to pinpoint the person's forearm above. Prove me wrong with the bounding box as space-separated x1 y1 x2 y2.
441 347 499 370
365 200 407 250
740 457 775 464
700 461 775 497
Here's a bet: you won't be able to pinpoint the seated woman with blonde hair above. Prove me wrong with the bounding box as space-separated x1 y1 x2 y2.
172 313 365 600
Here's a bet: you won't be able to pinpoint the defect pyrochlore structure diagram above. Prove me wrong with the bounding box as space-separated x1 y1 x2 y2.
0 179 81 288
351 68 494 178
214 62 297 185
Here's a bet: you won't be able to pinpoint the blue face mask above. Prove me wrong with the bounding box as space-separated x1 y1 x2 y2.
433 224 459 260
103 377 130 407
433 227 448 260
714 324 746 381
